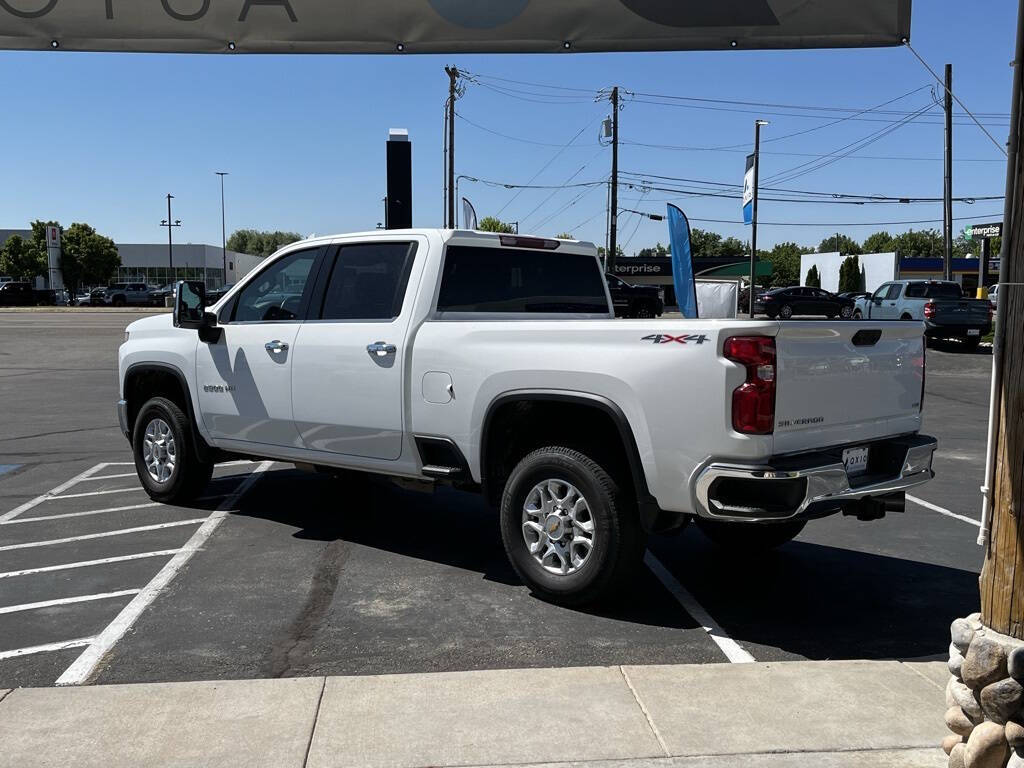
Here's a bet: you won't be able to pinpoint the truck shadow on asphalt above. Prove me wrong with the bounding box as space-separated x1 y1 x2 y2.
225 468 978 664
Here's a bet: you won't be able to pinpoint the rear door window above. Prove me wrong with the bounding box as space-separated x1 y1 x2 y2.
437 246 608 314
317 242 417 321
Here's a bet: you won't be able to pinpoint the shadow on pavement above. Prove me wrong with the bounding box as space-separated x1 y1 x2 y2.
215 468 979 662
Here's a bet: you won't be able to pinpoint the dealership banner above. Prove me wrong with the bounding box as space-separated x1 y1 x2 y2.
742 154 755 225
667 204 698 319
0 1 911 54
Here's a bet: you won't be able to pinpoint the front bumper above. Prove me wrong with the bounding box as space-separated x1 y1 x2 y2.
694 434 937 523
117 399 130 441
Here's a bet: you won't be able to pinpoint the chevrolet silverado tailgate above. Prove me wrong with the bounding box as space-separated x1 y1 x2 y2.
773 322 924 454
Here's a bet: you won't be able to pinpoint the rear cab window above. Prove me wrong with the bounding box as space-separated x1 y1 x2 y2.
436 244 609 316
904 282 962 299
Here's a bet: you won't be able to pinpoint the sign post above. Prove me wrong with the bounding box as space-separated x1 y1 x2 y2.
964 221 1003 298
44 224 63 292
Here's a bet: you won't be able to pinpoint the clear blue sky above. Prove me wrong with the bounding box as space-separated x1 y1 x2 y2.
0 0 1015 253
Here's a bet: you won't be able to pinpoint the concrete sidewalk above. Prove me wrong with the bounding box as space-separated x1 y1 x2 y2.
0 660 949 768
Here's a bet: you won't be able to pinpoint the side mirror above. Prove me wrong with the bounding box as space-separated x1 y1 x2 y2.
173 280 206 329
872 297 883 305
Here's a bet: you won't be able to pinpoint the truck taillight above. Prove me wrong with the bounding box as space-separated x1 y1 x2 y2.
923 302 937 319
724 336 776 435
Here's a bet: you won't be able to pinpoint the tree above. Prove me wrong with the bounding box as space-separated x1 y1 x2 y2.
477 217 516 234
760 242 808 288
689 228 723 259
227 229 303 258
636 242 670 259
596 245 625 263
838 255 863 293
863 231 895 254
0 234 46 279
719 236 747 259
60 223 120 292
555 233 573 240
819 234 862 255
806 264 821 287
893 228 943 258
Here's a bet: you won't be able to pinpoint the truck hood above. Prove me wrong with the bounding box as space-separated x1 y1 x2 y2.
126 312 174 334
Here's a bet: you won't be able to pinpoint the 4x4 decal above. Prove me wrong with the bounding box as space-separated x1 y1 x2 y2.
642 334 709 345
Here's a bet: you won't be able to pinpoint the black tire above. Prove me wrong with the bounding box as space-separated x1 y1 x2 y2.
963 336 981 352
111 295 126 307
779 304 794 320
633 302 654 319
900 313 913 321
500 446 647 606
696 518 807 553
840 306 854 320
854 310 863 319
133 396 213 504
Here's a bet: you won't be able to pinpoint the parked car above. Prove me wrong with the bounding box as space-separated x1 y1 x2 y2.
853 280 992 350
118 229 936 605
987 284 1000 308
204 283 235 305
103 282 155 307
737 286 769 315
755 286 855 319
605 274 663 318
0 281 36 306
0 281 58 306
148 284 177 306
839 291 872 302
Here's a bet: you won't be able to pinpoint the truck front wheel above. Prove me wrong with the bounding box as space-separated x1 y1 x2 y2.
500 446 646 606
133 396 214 504
696 518 806 553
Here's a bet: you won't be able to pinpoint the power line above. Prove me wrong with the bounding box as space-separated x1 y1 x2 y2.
456 113 597 149
493 119 597 218
619 139 1004 162
520 148 608 226
619 210 1005 228
904 41 1010 158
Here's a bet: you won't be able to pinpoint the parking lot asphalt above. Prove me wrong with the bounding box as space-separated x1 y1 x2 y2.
0 311 991 687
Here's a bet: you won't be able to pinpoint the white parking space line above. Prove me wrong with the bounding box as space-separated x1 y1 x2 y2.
0 550 181 579
57 461 274 686
47 487 143 500
0 637 96 661
80 472 138 482
1 503 161 525
0 462 108 522
907 494 982 527
0 590 141 616
644 552 755 664
0 519 208 552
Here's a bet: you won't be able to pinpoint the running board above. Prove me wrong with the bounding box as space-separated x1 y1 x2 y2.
421 465 463 478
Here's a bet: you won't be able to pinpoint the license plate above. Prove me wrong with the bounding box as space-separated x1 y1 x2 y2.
843 446 870 477
968 329 981 336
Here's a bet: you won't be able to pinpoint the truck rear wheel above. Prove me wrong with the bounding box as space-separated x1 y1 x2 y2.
133 396 213 504
696 518 806 553
499 446 646 606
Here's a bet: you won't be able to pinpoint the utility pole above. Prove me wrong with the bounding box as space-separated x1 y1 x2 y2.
749 119 768 318
608 86 620 275
216 172 229 286
978 0 1023 640
159 194 181 276
445 66 458 229
943 63 954 281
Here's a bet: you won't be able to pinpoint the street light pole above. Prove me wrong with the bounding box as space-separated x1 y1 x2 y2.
159 194 182 281
749 119 769 318
216 172 229 286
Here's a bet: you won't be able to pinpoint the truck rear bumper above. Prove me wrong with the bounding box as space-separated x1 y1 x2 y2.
924 321 991 338
694 434 937 523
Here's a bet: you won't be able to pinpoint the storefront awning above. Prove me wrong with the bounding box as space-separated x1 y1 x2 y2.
0 1 911 54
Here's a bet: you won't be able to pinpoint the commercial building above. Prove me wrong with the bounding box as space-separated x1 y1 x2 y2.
0 229 262 289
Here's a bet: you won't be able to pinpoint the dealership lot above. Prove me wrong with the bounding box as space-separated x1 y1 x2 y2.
0 311 990 688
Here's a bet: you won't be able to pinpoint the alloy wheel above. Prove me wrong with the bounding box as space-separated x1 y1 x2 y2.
521 479 595 575
142 417 176 484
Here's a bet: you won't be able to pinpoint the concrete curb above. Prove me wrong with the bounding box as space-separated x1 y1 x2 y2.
0 307 168 314
0 660 948 768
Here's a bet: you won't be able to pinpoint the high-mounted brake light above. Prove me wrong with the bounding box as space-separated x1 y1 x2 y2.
724 336 776 435
498 235 561 250
923 301 937 319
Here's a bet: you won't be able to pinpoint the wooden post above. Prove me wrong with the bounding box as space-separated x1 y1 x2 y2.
979 2 1024 640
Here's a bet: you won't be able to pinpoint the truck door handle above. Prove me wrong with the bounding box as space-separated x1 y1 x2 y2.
367 341 397 356
265 340 289 353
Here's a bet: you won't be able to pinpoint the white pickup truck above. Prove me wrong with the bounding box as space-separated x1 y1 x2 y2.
118 229 936 604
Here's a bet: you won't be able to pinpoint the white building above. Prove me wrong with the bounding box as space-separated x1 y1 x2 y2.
799 251 898 294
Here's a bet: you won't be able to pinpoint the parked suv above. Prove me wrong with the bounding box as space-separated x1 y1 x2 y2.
606 274 664 318
104 282 154 307
0 281 36 306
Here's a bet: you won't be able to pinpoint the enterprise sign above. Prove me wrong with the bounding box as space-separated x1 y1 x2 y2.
0 0 911 54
